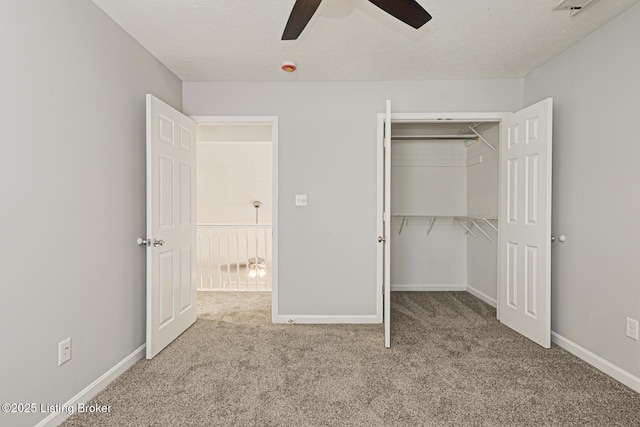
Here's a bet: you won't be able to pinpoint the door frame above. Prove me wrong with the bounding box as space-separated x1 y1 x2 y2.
191 115 279 322
376 111 509 325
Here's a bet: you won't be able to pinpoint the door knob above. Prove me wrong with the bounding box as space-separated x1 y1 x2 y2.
153 239 165 247
378 236 386 243
137 237 150 247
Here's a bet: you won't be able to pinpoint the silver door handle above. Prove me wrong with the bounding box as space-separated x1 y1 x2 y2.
551 235 566 243
137 237 150 247
153 239 165 247
378 236 386 243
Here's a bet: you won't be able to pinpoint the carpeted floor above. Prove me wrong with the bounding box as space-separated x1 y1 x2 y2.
63 291 640 426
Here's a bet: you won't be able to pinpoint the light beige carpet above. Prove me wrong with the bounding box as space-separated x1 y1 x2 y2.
63 291 640 426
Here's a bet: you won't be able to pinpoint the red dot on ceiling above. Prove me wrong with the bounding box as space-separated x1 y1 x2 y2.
281 62 297 72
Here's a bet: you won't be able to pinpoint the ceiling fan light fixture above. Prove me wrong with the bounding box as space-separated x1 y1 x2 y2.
281 61 297 72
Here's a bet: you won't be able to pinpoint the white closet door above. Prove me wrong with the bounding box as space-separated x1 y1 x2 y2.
145 94 198 359
499 98 553 348
383 100 392 348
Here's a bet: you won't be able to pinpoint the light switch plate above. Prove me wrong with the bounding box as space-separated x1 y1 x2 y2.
295 194 307 206
626 317 639 340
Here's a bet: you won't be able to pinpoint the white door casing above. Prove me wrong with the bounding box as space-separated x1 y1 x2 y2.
376 100 392 347
145 94 198 359
383 100 392 348
498 98 553 348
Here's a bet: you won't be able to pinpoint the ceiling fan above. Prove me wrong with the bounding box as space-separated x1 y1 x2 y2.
282 0 432 40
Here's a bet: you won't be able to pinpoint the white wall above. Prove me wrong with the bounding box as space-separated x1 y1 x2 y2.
390 127 468 290
197 125 272 225
184 80 522 318
0 1 182 426
466 123 499 302
388 121 500 296
524 2 640 379
391 218 467 289
197 143 272 224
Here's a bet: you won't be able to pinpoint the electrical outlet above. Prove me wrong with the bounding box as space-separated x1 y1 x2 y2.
626 318 639 341
295 194 307 206
58 338 72 365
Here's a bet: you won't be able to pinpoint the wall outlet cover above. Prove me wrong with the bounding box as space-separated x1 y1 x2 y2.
58 338 72 365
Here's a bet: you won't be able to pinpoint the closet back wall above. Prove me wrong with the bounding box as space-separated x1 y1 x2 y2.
390 134 468 290
183 80 523 319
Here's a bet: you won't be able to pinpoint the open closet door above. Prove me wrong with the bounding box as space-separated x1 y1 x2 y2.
498 98 553 348
144 94 198 359
383 100 392 347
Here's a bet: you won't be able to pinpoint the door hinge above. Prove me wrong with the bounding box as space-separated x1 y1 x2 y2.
383 137 387 148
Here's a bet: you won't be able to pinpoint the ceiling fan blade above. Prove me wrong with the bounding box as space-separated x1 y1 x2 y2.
368 0 432 29
282 0 323 40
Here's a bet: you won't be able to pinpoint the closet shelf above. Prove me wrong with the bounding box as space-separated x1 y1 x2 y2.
391 215 497 241
391 134 478 141
390 123 495 151
392 155 483 168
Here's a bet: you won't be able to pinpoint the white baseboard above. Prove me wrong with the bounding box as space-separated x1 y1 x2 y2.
391 284 467 292
36 344 146 427
274 314 381 324
551 332 640 394
197 288 272 292
466 285 497 308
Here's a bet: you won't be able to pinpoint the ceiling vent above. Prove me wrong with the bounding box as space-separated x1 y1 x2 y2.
554 0 600 16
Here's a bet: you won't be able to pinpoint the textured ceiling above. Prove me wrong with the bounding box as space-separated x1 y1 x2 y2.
90 0 639 82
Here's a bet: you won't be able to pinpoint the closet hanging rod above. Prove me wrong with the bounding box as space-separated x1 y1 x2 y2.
391 134 478 140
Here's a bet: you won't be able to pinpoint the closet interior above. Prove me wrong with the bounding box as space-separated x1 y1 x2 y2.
390 120 500 304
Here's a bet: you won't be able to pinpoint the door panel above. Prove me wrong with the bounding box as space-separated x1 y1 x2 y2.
146 94 197 359
499 98 552 348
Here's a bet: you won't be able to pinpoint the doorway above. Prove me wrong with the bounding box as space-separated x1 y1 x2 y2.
377 100 553 349
192 116 279 319
145 96 279 359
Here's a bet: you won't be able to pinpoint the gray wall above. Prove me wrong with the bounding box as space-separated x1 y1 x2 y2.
183 80 522 317
524 2 640 379
0 1 182 426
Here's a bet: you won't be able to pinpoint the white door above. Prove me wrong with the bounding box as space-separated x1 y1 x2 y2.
499 98 553 348
145 94 198 359
383 100 392 348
